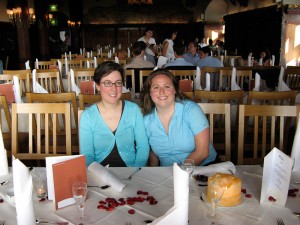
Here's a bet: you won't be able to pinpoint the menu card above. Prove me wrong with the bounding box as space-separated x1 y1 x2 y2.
260 147 293 206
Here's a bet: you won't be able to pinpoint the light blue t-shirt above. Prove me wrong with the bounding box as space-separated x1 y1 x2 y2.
197 56 223 69
144 100 217 166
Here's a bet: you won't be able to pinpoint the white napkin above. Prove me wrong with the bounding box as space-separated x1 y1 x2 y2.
157 56 168 68
193 161 236 176
35 58 38 69
80 48 83 55
86 60 90 69
88 162 125 192
210 51 213 56
64 57 69 77
231 67 241 91
64 52 67 59
57 60 62 77
248 55 252 66
153 66 158 71
271 55 275 66
112 47 115 54
13 157 36 225
122 86 130 93
115 56 119 64
204 73 210 91
149 163 189 225
87 52 90 58
258 58 263 66
93 57 98 68
13 76 23 103
70 69 81 96
195 67 202 90
230 58 235 67
220 55 224 66
291 117 300 172
252 73 261 91
278 66 291 91
25 60 30 69
32 69 48 93
90 51 93 58
0 126 8 176
69 51 72 61
127 47 131 58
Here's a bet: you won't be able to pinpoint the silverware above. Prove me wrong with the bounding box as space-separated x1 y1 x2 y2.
87 184 111 190
293 212 300 217
0 181 8 186
277 218 284 225
123 167 141 181
36 219 69 225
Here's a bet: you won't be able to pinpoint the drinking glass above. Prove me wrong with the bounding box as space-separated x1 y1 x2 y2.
72 182 88 220
181 159 195 177
207 179 225 220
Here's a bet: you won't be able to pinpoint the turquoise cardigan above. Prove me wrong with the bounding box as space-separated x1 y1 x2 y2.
80 101 149 167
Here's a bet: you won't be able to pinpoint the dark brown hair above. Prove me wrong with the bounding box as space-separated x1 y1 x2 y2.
94 61 124 84
140 69 186 115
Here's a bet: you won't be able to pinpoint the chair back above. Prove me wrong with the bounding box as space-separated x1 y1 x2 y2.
139 69 153 90
11 103 72 161
125 69 135 92
0 95 12 140
247 90 297 105
2 70 31 96
194 90 244 104
237 104 300 165
35 61 56 70
198 103 231 162
283 66 300 90
219 68 252 91
67 68 94 92
201 67 222 91
35 70 64 93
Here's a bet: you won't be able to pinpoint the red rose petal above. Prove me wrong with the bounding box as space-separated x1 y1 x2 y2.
128 209 135 214
245 194 252 198
106 206 115 211
137 190 143 195
0 199 4 203
143 192 149 195
39 198 46 202
97 205 107 210
268 196 276 202
241 189 246 194
99 200 106 205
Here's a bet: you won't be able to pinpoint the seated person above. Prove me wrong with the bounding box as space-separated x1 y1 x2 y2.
258 47 271 66
125 41 155 69
197 46 223 69
164 44 194 68
140 69 217 167
80 61 150 167
184 41 201 66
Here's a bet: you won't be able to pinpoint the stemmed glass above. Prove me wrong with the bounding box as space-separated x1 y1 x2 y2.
207 179 225 220
181 159 195 177
72 182 88 220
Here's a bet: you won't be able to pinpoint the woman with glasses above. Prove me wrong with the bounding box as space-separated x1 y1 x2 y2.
140 69 217 166
80 61 149 167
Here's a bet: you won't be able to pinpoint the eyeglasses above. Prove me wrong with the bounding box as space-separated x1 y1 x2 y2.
100 80 123 87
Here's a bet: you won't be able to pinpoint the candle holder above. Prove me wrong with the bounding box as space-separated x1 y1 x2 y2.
34 177 47 198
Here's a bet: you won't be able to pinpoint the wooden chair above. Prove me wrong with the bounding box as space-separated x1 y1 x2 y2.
67 68 94 92
201 67 222 91
139 70 152 90
247 90 297 105
34 70 64 93
125 69 135 93
35 60 56 70
2 70 31 96
198 103 231 162
0 95 12 141
219 68 252 91
11 103 72 161
61 53 78 60
237 104 300 165
194 90 245 104
283 66 300 90
171 69 197 81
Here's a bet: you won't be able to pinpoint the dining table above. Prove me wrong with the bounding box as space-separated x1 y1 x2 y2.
0 165 299 225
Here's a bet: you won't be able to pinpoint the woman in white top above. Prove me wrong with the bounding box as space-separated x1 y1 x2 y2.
161 31 177 60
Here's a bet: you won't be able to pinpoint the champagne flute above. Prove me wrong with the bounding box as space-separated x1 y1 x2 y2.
207 179 225 220
181 159 195 177
72 182 88 220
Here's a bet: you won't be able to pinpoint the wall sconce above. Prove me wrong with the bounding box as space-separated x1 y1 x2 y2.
6 7 36 29
68 20 81 28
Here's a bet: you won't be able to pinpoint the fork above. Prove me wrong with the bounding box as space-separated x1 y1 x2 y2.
123 167 141 181
277 218 284 225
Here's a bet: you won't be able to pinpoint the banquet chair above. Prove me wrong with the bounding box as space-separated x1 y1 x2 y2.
283 66 300 90
61 53 78 60
219 68 252 91
198 103 231 162
2 70 31 96
237 104 300 165
0 95 12 141
67 68 94 92
171 69 197 81
201 66 222 91
125 69 135 92
139 70 152 90
11 103 72 162
194 90 244 104
247 90 297 105
35 61 56 70
34 70 64 93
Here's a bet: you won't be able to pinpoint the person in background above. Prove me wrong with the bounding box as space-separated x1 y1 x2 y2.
164 44 194 68
197 46 223 69
198 37 208 48
125 41 155 69
258 47 271 66
141 69 217 166
138 27 157 63
63 31 71 52
184 41 201 66
80 61 150 167
161 31 177 60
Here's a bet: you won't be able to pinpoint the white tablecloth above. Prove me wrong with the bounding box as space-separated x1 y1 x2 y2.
0 166 299 225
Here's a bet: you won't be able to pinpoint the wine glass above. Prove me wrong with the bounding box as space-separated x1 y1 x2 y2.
207 179 225 221
72 182 88 220
181 159 195 177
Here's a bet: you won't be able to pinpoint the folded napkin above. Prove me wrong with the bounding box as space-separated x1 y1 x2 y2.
88 162 125 192
0 126 8 176
193 161 236 176
94 57 98 68
69 51 72 61
230 57 235 67
35 58 39 69
278 66 291 91
122 86 130 93
13 76 23 103
90 51 93 58
195 67 202 90
220 55 224 67
13 157 36 225
86 60 90 69
64 57 69 77
204 73 210 91
231 67 241 91
115 56 119 64
57 60 62 76
144 55 147 61
157 56 168 68
291 117 300 172
87 52 90 59
153 66 158 71
271 55 275 66
127 48 131 58
248 55 252 66
149 163 189 225
258 58 263 66
25 60 30 69
32 69 48 93
80 48 83 55
70 69 81 96
252 73 261 91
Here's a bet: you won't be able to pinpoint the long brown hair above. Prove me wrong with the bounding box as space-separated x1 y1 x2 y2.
140 69 186 115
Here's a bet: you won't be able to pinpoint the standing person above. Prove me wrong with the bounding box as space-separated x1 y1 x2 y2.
80 61 150 167
138 27 157 62
184 41 201 66
140 69 217 166
161 31 177 60
63 31 71 52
